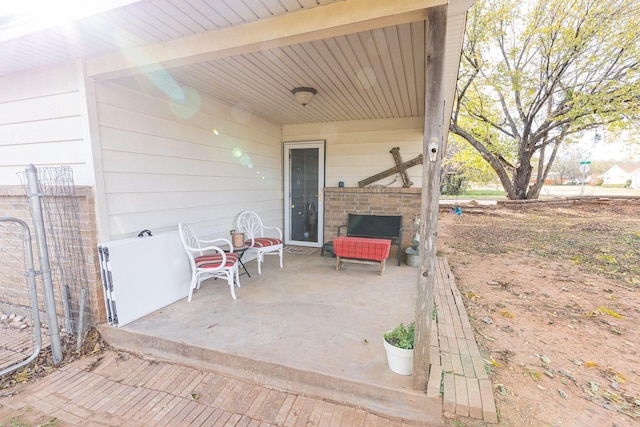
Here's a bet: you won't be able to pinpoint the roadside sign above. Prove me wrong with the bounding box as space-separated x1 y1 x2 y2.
579 161 591 165
580 164 590 174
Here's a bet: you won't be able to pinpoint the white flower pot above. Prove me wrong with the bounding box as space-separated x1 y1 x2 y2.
383 337 414 375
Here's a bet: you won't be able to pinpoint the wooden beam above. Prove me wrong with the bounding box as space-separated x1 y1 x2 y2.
86 0 445 80
358 149 423 188
413 4 447 390
390 147 413 187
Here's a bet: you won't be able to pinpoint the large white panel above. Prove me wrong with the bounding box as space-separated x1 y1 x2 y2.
98 231 191 327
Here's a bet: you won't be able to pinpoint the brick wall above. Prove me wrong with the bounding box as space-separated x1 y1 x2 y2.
0 185 105 326
324 187 423 262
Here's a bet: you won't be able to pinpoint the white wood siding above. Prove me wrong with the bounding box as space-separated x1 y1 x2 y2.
95 82 283 240
0 63 95 185
283 117 424 188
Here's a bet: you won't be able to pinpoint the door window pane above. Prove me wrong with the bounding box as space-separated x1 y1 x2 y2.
289 148 319 243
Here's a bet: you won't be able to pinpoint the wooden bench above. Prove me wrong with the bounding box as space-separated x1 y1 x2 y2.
337 214 403 266
333 236 392 275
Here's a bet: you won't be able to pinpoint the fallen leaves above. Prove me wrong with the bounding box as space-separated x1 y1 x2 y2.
524 369 541 381
463 291 481 300
538 354 551 365
439 205 640 424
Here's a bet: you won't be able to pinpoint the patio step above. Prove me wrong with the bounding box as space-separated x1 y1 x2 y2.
98 325 442 424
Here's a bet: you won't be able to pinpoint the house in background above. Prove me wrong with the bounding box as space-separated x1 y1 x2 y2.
0 0 476 324
630 167 640 189
601 164 639 186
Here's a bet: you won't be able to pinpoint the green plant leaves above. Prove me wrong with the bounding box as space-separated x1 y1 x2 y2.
383 321 415 350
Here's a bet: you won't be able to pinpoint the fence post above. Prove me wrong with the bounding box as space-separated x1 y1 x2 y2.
26 164 63 364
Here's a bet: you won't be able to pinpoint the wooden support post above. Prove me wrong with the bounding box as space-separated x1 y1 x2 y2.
413 4 447 390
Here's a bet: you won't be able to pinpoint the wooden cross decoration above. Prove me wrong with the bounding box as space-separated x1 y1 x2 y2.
358 147 423 188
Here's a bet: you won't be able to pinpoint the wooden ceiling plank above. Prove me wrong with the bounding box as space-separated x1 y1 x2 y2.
86 0 442 79
167 1 214 30
323 36 383 119
410 21 425 117
280 46 357 122
139 1 196 37
333 34 386 118
284 44 358 121
183 0 229 28
238 0 272 18
277 0 306 12
249 51 308 93
372 28 406 118
118 7 180 41
346 32 394 118
298 0 324 8
204 0 246 25
382 26 411 116
217 0 260 22
79 15 144 49
356 30 401 118
160 0 209 33
305 39 369 121
394 23 419 116
195 57 301 121
256 0 287 15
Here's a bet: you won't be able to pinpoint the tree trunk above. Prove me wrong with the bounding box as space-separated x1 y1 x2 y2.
513 155 534 199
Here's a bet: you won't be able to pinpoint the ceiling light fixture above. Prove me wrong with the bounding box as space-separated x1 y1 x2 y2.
291 87 317 107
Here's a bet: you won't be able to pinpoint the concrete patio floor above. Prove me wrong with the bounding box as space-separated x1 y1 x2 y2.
97 249 495 425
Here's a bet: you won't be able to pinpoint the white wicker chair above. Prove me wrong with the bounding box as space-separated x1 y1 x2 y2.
236 211 283 275
178 222 240 300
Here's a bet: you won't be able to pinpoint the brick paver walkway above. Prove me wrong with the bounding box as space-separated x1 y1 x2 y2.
1 349 426 426
433 258 497 423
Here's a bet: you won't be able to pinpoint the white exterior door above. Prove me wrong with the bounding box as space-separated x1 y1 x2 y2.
283 141 325 247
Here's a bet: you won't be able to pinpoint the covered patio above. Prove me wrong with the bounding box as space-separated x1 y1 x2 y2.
98 250 496 424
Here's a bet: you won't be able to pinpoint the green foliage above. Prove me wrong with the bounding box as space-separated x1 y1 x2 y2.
450 0 640 200
446 134 500 185
384 321 415 350
601 184 628 188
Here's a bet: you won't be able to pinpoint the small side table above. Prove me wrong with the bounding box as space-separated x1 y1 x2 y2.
231 246 251 277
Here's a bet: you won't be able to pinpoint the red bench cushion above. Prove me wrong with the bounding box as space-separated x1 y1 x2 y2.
333 236 391 262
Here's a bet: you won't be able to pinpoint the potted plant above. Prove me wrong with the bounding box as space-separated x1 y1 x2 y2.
383 321 414 375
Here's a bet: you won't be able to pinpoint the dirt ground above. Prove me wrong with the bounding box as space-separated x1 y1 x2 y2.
437 202 640 427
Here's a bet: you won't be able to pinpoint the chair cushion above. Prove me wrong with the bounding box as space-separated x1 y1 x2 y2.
245 237 282 248
194 253 238 269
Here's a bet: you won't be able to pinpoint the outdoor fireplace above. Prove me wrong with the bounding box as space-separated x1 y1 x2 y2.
323 186 422 263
